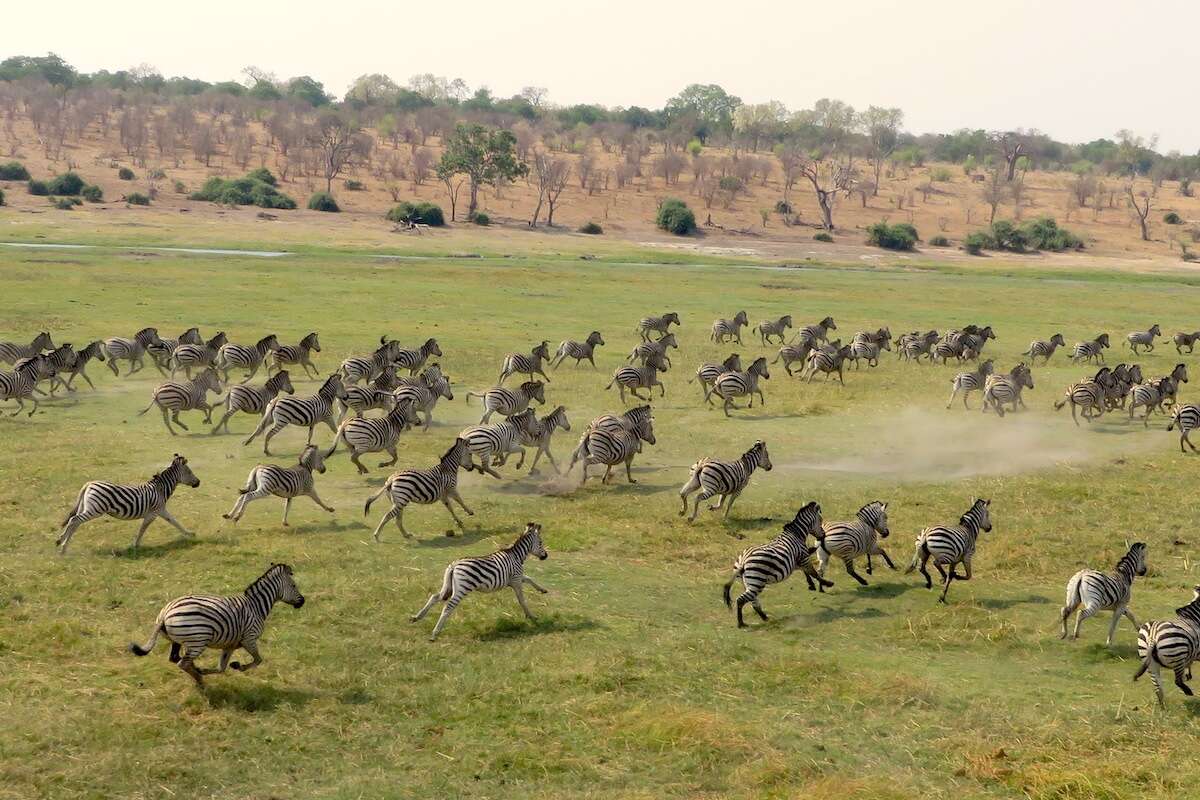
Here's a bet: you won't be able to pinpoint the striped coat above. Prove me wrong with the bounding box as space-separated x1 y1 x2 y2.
905 498 993 603
1055 378 1106 425
392 368 455 430
773 340 818 376
814 501 894 585
364 438 478 541
692 353 742 401
393 338 443 375
607 355 667 404
340 339 403 385
459 408 538 478
244 373 348 455
327 399 421 473
216 334 279 383
1128 379 1173 426
575 409 656 485
499 341 552 384
138 368 223 434
1060 542 1147 645
711 357 770 416
795 316 837 344
147 327 202 374
1174 331 1200 355
946 359 995 409
1070 333 1110 364
756 315 793 346
568 406 652 469
552 331 605 368
679 440 772 523
1023 333 1066 364
636 312 680 341
803 344 853 385
1126 324 1161 354
104 327 162 376
0 331 53 365
627 333 678 368
1 356 56 417
848 338 889 369
223 445 334 524
269 332 321 378
981 363 1033 417
170 332 227 378
711 311 749 344
212 371 295 435
1133 588 1200 706
900 330 940 362
56 340 106 392
518 405 571 474
1168 404 1200 452
466 380 544 424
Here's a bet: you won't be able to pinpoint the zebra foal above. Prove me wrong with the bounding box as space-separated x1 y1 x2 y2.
636 312 681 341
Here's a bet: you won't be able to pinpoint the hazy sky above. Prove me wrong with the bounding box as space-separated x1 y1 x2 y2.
9 0 1199 152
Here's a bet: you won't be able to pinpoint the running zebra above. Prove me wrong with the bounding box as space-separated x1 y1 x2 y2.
1070 333 1110 364
904 498 993 603
692 353 742 401
952 325 996 356
1060 542 1147 645
56 340 106 392
138 368 223 435
465 380 544 424
853 327 893 347
627 332 678 368
459 409 538 478
773 341 817 377
679 440 772 524
813 501 894 586
1128 378 1174 426
711 311 749 345
103 327 163 376
56 454 201 554
148 327 203 374
0 355 55 416
128 563 304 687
575 409 656 485
499 341 552 384
607 355 667 404
326 398 421 473
223 445 334 524
170 331 227 379
802 344 853 385
1055 377 1106 425
518 405 571 474
393 367 455 430
636 312 681 341
1126 324 1162 354
795 316 837 344
711 357 770 416
411 522 549 641
269 332 321 378
1098 363 1140 410
216 334 279 383
1133 586 1200 707
552 331 605 369
981 363 1034 417
1174 331 1200 355
0 331 53 365
1023 333 1066 365
337 370 398 423
848 337 889 369
931 337 970 365
339 338 402 385
211 371 295 435
1168 404 1200 452
1152 363 1189 409
392 337 443 375
946 359 995 409
900 330 940 362
244 373 348 455
722 502 831 628
756 315 793 346
19 347 66 394
364 437 478 541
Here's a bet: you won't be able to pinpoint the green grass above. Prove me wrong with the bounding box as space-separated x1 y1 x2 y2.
3 242 1200 799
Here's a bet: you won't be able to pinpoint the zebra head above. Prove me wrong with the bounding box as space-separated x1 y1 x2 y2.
321 373 349 401
1096 333 1111 349
722 353 742 372
587 331 605 347
1123 542 1149 577
511 408 538 434
301 332 321 352
135 327 163 346
257 334 281 352
82 341 105 362
659 333 678 350
422 338 443 357
733 310 748 326
784 501 823 539
780 315 793 329
1149 324 1162 338
545 405 570 432
300 444 327 474
820 316 837 332
533 341 551 360
268 370 296 395
1013 364 1034 390
749 357 770 379
433 375 454 401
981 325 996 340
522 522 548 560
523 381 546 405
633 411 656 446
646 354 670 372
664 312 681 327
389 397 422 429
964 498 992 533
858 501 889 538
195 368 223 394
206 331 228 350
444 438 471 471
979 359 995 376
1172 363 1189 384
1050 333 1066 347
264 563 305 608
169 454 201 488
32 331 54 352
178 327 203 345
746 440 772 472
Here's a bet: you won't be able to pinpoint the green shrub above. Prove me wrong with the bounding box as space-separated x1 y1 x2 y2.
47 171 85 195
245 167 277 186
686 139 703 157
578 221 603 234
173 180 187 194
988 220 1028 252
148 168 167 180
964 232 989 255
117 167 135 180
126 192 150 205
81 184 103 203
866 221 919 250
0 187 5 206
0 161 30 180
929 235 950 247
189 171 296 209
27 179 49 196
307 191 339 212
51 196 81 209
813 232 833 243
344 179 365 191
471 212 490 225
385 201 445 226
1018 217 1083 251
655 198 696 235
930 167 953 182
1164 211 1183 225
774 200 793 214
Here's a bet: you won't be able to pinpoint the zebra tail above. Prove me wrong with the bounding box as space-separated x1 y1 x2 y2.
722 570 741 608
136 399 156 416
1133 639 1157 682
1168 417 1177 431
604 377 616 390
464 391 481 405
364 479 391 516
1054 398 1067 411
903 536 927 574
63 484 88 526
128 622 163 656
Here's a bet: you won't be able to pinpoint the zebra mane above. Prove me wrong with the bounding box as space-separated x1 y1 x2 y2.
256 334 278 349
244 563 292 594
440 438 467 467
205 331 226 348
1115 543 1146 580
300 332 320 348
858 500 886 521
1176 593 1200 625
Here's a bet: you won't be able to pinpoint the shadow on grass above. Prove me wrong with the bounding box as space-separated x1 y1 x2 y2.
204 682 316 712
976 593 1053 610
110 536 202 560
1079 641 1139 662
475 614 602 641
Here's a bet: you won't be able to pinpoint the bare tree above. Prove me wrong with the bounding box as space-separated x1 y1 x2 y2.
440 173 466 221
860 106 903 196
979 167 1006 224
798 157 856 230
1126 185 1153 241
190 123 216 166
993 131 1028 182
530 152 570 227
308 112 361 193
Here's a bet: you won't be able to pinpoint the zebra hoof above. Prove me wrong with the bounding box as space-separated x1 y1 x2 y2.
445 530 455 537
230 661 242 670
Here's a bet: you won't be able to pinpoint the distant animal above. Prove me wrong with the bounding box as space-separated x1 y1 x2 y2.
127 563 304 687
211 371 295 435
215 334 279 383
410 522 549 641
339 338 402 385
692 353 742 401
244 373 348 455
170 331 227 379
1173 331 1200 355
1167 404 1200 452
337 370 398 423
756 315 793 345
269 332 321 378
103 327 163 376
1126 324 1162 354
981 363 1034 416
1070 333 1110 364
518 405 571 474
848 336 890 369
1060 542 1147 645
711 311 749 344
678 440 772 524
711 356 770 416
1151 363 1189 409
466 380 545 424
607 355 668 404
946 359 995 409
138 368 222 435
147 327 202 374
393 338 443 375
223 445 334 524
904 498 993 603
326 398 421 473
803 344 853 385
1128 378 1175 426
1023 333 1066 364
773 341 818 376
813 501 894 586
1133 586 1200 707
364 438 478 541
900 330 940 362
0 331 54 365
627 332 678 368
52 341 106 393
1055 376 1106 425
636 312 680 341
552 331 605 369
499 341 552 384
794 316 836 344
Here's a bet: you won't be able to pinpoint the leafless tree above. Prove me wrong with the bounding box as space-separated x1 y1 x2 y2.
1126 185 1153 241
191 123 217 166
798 157 856 230
654 151 686 186
530 152 570 227
410 147 433 186
1069 173 1096 208
860 106 903 196
993 131 1028 182
577 151 595 189
441 173 466 221
979 167 1006 224
308 112 361 192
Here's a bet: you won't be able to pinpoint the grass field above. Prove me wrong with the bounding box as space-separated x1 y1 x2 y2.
4 238 1200 799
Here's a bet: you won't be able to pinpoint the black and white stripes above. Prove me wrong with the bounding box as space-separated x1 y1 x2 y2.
0 331 53 365
1133 587 1200 706
679 440 772 522
552 331 605 369
1060 542 1147 645
223 445 334 524
244 373 348 455
711 311 749 344
364 437 477 541
499 341 552 384
905 498 993 603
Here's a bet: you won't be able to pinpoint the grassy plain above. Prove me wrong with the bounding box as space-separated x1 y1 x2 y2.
3 232 1200 799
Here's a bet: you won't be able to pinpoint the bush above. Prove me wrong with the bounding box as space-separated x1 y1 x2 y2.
344 179 365 191
47 171 85 195
385 201 445 227
307 191 339 212
930 167 953 182
578 221 603 235
929 235 950 247
987 220 1028 252
81 184 103 203
245 167 277 186
27 179 49 196
471 212 490 226
148 168 167 180
1164 211 1183 225
1018 217 1083 251
189 171 296 209
0 187 5 206
173 180 187 194
117 167 135 180
866 221 919 251
813 232 834 243
655 198 696 235
51 196 81 209
774 200 793 214
0 161 30 180
964 232 989 255
126 192 150 206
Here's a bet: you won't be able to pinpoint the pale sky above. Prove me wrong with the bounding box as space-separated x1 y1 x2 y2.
9 0 1199 152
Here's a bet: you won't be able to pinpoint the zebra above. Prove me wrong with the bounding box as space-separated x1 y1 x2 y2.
1023 333 1066 365
211 370 296 435
575 409 656 486
337 368 400 423
692 353 742 401
499 341 552 384
711 311 749 345
711 357 770 416
813 501 894 586
54 340 106 392
128 563 304 687
244 373 348 455
170 331 227 379
636 312 680 341
627 332 678 368
1126 324 1162 354
552 331 605 369
794 316 836 344
756 315 793 346
904 498 993 603
773 341 818 377
1055 378 1106 425
465 380 544 424
802 344 853 385
1174 331 1200 355
1133 586 1200 707
1128 378 1174 426
518 405 571 474
1152 363 1189 409
567 406 652 472
1097 363 1140 410
460 408 538 478
901 330 940 362
853 327 892 347
223 444 334 524
0 331 53 365
56 454 201 554
722 502 831 628
339 338 402 385
1168 404 1200 452
18 346 66 395
326 398 421 474
606 355 667 404
103 327 163 376
215 334 279 383
981 363 1034 417
1070 333 1110 364
393 367 455 430
411 522 549 641
848 337 889 369
1060 542 1148 645
931 337 969 365
364 437 478 541
946 359 996 409
952 325 996 356
147 327 203 374
393 337 443 375
138 368 223 435
0 355 55 416
679 440 772 524
269 332 321 378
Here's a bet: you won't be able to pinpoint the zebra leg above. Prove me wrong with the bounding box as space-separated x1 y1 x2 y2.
429 594 463 640
130 515 158 549
350 449 370 475
306 425 316 443
442 499 467 531
212 408 236 435
170 410 190 432
157 507 195 541
379 446 399 469
512 583 537 621
916 553 934 588
56 514 96 554
946 387 959 409
448 488 474 517
679 473 701 517
370 507 400 542
261 422 287 456
844 559 869 586
542 448 561 475
230 640 263 672
307 489 335 514
1104 608 1124 646
624 456 637 484
523 575 549 594
735 593 753 627
1123 607 1139 634
1176 668 1194 697
756 388 765 406
199 649 236 675
1072 605 1096 640
178 655 206 687
601 464 614 484
721 491 743 519
107 358 121 377
938 568 955 603
281 497 293 526
412 569 452 622
875 547 897 570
